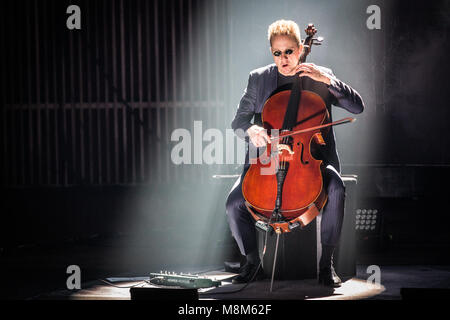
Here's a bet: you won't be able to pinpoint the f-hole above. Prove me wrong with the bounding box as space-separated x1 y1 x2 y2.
297 142 309 165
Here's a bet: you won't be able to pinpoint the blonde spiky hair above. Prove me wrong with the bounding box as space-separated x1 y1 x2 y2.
268 19 301 47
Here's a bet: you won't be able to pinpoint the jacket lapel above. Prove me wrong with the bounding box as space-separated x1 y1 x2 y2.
258 64 278 112
268 64 278 95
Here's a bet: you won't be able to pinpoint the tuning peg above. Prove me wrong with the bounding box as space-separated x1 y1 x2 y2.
312 37 324 45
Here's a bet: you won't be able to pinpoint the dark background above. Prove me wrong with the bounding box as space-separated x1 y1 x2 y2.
0 0 449 299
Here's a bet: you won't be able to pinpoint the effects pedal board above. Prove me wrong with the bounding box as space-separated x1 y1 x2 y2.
149 271 222 289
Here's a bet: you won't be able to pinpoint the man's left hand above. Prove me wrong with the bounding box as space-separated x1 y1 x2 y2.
295 63 331 85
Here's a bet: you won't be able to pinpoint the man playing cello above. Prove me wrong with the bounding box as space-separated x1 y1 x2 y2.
226 19 365 287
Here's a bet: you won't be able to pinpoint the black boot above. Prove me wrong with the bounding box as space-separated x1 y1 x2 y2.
232 262 265 284
318 245 342 287
232 251 265 284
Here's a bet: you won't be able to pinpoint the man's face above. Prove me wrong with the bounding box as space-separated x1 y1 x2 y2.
271 35 302 76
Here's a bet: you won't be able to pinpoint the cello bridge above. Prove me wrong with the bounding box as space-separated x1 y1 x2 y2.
277 144 294 155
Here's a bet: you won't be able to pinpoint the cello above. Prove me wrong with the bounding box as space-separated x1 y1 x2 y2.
242 24 354 234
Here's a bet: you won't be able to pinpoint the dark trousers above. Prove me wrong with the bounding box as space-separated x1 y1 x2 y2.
225 165 345 256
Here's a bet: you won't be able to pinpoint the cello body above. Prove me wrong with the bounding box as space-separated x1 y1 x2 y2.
242 88 329 221
241 23 340 229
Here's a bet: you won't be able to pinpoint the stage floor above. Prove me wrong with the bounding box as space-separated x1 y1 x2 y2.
33 264 450 300
2 239 450 300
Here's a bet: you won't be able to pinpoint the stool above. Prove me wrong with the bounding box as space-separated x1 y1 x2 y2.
256 175 358 280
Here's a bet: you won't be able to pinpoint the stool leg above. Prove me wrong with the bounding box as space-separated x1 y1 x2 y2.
270 228 281 292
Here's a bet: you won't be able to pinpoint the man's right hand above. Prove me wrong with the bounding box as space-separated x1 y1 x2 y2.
247 125 270 148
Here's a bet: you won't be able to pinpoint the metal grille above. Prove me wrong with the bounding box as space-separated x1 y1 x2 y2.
1 0 235 186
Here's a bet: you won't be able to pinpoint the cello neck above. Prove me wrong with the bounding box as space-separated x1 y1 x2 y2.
298 24 321 64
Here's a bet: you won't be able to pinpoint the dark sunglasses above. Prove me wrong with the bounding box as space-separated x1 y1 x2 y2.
272 49 294 57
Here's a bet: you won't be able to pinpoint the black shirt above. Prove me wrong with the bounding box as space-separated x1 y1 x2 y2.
277 72 297 87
